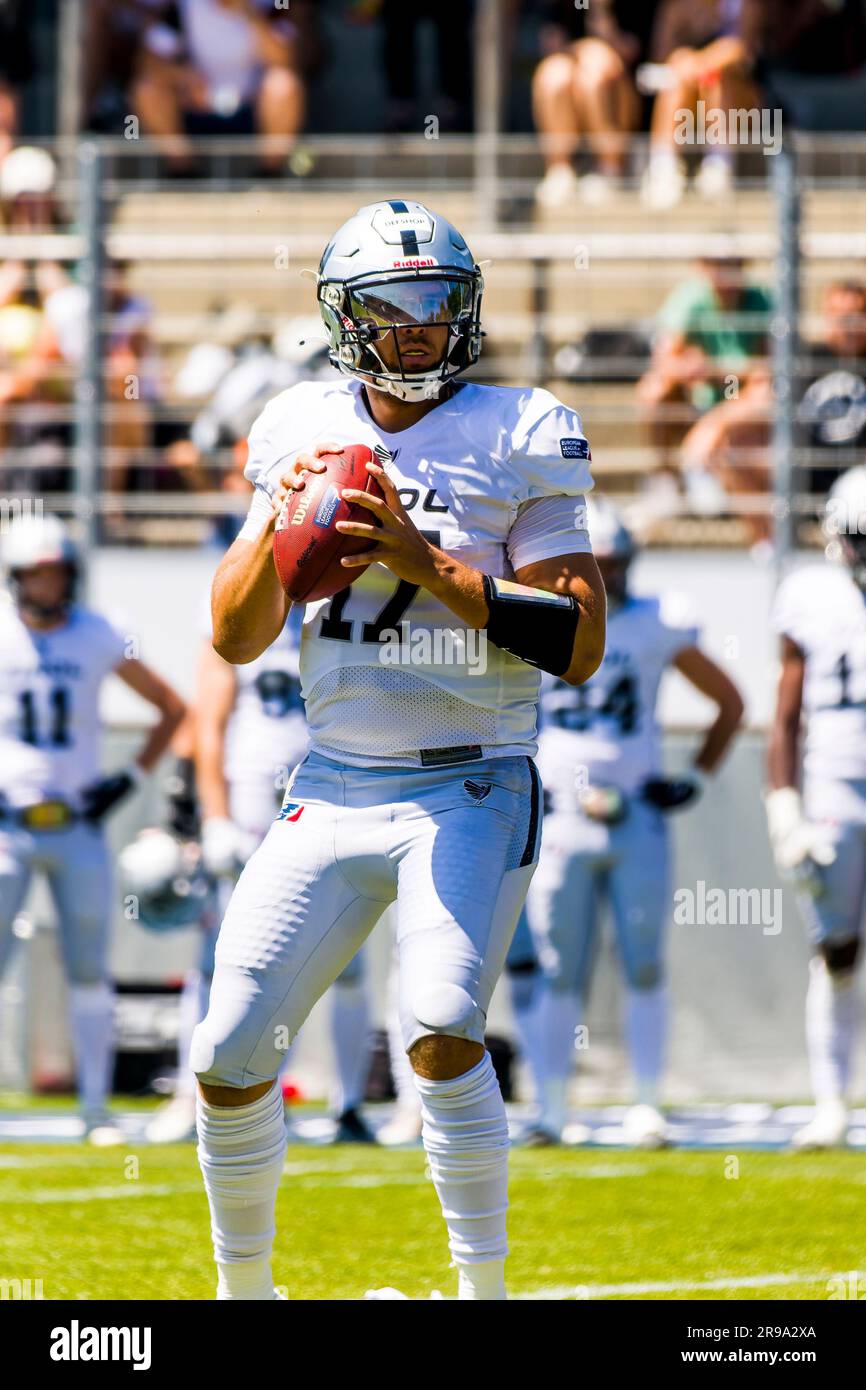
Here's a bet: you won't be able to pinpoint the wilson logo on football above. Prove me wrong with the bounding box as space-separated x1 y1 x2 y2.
277 801 304 823
290 492 315 526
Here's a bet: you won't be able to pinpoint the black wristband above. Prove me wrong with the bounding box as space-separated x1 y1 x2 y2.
482 574 579 677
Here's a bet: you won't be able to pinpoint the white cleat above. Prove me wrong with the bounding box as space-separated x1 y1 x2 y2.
377 1106 423 1147
623 1103 669 1149
561 1120 593 1147
791 1101 848 1151
364 1287 444 1300
82 1110 126 1147
145 1094 197 1144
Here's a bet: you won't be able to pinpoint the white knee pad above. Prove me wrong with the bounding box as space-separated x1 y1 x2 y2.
409 981 481 1048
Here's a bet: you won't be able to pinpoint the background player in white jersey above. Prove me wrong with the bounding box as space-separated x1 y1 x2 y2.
189 198 606 1301
0 515 184 1140
147 605 376 1143
767 465 866 1150
523 498 744 1148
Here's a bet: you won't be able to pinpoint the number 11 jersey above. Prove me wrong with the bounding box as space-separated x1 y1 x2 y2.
0 598 126 806
773 562 866 784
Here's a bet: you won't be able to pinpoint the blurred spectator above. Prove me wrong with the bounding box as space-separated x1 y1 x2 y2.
662 280 866 537
532 0 657 206
83 1 174 134
798 281 866 496
131 0 319 174
0 144 61 232
169 314 332 545
0 0 34 162
381 0 474 135
636 255 772 485
641 0 758 208
741 0 866 131
0 266 71 497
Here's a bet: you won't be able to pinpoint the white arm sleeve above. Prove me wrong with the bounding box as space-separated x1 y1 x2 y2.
507 494 591 572
235 485 275 542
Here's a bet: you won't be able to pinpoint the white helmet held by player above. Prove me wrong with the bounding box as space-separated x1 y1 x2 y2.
824 464 866 588
3 513 79 619
118 828 210 933
317 198 484 403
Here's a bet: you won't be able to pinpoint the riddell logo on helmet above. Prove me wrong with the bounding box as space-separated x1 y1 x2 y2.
391 257 437 268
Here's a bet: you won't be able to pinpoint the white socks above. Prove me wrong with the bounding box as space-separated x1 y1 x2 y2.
69 982 114 1115
414 1052 509 1299
196 1079 287 1300
624 983 668 1107
330 979 370 1114
457 1261 507 1301
805 957 859 1104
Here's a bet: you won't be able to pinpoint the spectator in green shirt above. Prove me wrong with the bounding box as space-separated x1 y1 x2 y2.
638 256 771 436
637 256 773 539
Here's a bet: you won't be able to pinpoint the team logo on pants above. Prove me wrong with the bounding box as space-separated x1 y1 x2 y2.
277 801 305 823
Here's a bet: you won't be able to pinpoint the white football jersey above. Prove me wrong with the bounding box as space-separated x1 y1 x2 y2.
239 377 594 766
0 598 126 806
773 563 866 783
225 622 308 794
198 596 308 798
537 591 699 803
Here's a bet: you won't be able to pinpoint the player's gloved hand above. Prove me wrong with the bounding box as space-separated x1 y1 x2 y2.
80 765 144 824
201 816 253 877
764 786 837 898
641 772 705 813
579 784 628 824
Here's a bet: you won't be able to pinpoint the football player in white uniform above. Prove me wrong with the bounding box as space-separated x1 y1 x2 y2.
189 199 606 1301
767 465 866 1150
0 515 184 1139
147 607 377 1143
522 498 744 1148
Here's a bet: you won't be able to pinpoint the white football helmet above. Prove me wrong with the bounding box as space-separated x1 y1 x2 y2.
3 514 79 619
118 829 210 932
824 465 866 588
317 199 484 402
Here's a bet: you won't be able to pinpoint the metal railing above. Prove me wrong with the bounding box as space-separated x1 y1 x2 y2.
0 135 864 562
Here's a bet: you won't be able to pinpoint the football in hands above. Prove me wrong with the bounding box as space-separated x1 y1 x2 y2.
272 444 384 602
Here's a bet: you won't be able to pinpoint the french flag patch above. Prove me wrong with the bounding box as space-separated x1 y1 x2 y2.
278 800 304 823
560 437 590 460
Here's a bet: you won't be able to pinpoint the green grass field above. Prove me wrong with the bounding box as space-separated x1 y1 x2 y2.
1 1126 864 1301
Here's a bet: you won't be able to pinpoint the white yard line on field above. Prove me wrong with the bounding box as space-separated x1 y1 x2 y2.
515 1270 866 1299
0 1183 204 1203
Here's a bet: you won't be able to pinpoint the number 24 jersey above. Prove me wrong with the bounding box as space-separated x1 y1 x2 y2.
537 591 699 805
